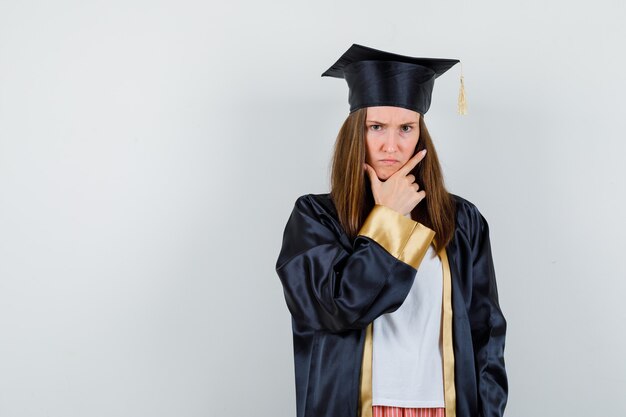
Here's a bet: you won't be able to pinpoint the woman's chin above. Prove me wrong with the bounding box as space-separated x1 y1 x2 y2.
375 169 397 182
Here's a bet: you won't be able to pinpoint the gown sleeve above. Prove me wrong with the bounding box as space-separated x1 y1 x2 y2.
275 194 435 333
468 210 508 417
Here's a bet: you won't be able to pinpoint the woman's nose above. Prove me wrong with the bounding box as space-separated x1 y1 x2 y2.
383 132 399 152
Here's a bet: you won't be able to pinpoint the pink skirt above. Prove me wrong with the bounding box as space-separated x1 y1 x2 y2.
372 405 445 417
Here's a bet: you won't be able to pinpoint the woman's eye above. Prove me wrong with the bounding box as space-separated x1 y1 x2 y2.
401 125 412 132
370 125 381 131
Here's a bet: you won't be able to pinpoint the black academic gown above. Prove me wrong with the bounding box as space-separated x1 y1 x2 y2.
275 193 508 417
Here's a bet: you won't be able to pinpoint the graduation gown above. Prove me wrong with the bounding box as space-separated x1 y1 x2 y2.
275 193 508 417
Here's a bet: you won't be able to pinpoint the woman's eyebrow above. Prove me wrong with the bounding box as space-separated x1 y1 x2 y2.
366 120 417 125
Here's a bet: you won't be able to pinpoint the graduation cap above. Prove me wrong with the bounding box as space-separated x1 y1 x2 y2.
321 43 467 115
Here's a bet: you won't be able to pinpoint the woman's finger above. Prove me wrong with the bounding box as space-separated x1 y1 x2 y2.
363 163 380 186
395 149 427 177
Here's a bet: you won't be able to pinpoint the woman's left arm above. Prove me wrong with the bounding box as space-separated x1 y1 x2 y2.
469 210 508 417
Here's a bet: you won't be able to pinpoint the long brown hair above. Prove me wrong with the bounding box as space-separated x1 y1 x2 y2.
330 107 456 253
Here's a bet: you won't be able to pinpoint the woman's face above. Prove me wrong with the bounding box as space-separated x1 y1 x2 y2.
365 106 421 181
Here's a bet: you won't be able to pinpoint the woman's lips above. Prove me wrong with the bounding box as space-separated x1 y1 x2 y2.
379 159 399 165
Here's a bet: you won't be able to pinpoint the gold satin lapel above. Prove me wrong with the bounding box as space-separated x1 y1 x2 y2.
439 246 457 417
359 322 373 417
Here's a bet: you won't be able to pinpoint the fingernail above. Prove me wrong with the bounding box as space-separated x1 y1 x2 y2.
422 149 427 154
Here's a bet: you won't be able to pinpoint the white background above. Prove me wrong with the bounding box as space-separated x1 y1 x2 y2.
1 1 624 416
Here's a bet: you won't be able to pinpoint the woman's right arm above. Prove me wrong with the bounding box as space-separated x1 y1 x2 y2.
275 195 435 333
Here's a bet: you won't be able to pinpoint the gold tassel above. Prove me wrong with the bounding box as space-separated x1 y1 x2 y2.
457 63 468 115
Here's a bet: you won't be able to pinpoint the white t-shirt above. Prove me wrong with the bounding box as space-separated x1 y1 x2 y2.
371 242 445 408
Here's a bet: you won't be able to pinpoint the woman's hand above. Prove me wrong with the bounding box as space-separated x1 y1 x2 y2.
364 149 427 216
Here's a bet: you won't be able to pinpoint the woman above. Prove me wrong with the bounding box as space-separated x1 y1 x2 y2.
275 44 508 417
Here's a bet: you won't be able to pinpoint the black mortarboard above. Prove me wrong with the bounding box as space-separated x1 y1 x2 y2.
321 43 467 115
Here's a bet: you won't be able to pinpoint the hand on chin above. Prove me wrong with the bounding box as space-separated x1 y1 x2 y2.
374 167 398 182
